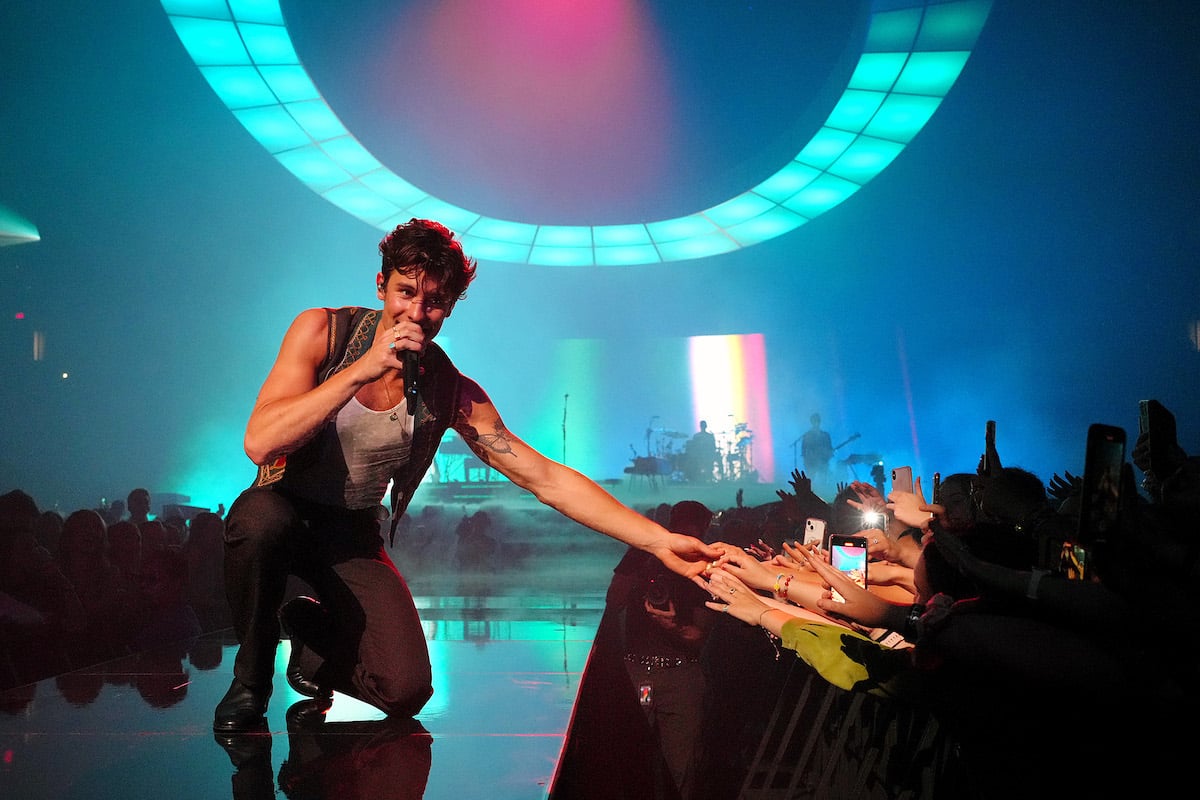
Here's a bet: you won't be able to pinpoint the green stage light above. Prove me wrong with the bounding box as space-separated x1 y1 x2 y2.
161 0 991 265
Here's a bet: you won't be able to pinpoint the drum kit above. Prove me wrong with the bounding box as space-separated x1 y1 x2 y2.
720 422 755 481
629 420 756 484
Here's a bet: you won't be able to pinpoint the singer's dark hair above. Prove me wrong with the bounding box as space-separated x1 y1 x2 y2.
379 218 477 303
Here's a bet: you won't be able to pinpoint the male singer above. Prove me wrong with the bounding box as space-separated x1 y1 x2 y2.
214 218 723 733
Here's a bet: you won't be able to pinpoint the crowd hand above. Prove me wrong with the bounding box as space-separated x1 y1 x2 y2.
778 469 826 525
806 554 895 629
718 546 787 593
747 538 776 561
866 561 916 593
848 480 885 507
859 529 892 560
845 481 889 528
699 570 771 627
781 540 827 569
1046 471 1082 504
886 478 936 530
789 469 815 499
654 534 728 579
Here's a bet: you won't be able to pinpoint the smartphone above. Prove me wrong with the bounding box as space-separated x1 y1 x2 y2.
645 575 671 611
982 420 997 476
1138 399 1178 477
1075 423 1126 548
828 533 868 603
931 472 942 505
802 517 827 548
891 466 913 495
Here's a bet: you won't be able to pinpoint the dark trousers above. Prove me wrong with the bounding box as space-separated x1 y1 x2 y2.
223 486 432 716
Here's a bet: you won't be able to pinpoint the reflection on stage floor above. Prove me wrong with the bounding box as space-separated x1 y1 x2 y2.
0 592 605 800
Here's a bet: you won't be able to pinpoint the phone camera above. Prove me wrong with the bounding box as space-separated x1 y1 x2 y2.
646 578 670 609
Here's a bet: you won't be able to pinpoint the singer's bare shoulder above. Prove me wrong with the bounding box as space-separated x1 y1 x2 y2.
273 309 334 366
251 309 331 402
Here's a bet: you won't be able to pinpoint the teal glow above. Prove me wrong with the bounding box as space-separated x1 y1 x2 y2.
0 204 41 246
895 52 973 95
593 225 651 247
237 22 297 62
705 192 778 228
828 137 906 183
865 8 923 51
534 225 593 248
849 52 908 91
232 106 308 151
826 89 887 132
258 65 320 102
169 18 248 65
864 94 942 142
470 218 538 244
161 0 232 18
200 65 274 107
796 128 859 169
595 244 660 266
751 162 822 203
530 246 594 267
784 173 861 217
160 0 992 265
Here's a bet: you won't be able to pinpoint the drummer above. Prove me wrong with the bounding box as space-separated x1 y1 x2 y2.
684 420 718 483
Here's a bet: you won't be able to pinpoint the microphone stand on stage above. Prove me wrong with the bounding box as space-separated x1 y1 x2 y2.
562 394 569 464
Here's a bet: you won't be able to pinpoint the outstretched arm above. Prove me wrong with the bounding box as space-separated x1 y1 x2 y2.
453 376 723 577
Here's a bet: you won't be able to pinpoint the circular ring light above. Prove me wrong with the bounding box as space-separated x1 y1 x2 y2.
161 0 991 265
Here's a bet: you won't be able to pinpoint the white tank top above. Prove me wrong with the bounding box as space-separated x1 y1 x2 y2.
284 395 413 509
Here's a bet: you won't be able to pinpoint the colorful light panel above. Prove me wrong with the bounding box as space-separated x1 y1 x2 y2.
160 0 991 265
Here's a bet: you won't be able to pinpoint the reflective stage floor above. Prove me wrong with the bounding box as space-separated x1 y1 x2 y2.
0 592 605 800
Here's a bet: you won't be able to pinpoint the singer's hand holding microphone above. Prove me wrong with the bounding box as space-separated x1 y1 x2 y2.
386 321 424 417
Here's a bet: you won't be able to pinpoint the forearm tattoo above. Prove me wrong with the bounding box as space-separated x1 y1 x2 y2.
460 419 516 466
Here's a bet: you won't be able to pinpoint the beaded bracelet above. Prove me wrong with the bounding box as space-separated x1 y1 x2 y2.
773 573 793 600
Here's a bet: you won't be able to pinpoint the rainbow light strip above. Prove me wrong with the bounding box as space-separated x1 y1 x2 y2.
689 333 774 481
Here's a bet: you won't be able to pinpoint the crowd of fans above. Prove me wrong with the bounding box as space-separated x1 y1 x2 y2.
0 487 229 691
686 409 1194 798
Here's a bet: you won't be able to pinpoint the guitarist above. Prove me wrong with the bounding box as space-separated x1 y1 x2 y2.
801 413 836 489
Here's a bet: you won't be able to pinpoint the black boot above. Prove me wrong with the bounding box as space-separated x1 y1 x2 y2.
213 678 271 733
280 596 332 700
285 697 334 730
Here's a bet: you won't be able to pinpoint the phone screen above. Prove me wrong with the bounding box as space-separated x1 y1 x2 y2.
1077 423 1126 547
983 420 997 476
1139 399 1178 477
829 535 868 603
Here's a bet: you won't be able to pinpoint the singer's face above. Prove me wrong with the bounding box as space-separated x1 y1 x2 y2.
377 269 452 339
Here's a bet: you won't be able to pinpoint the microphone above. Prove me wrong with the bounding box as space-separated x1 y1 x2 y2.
403 351 419 416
